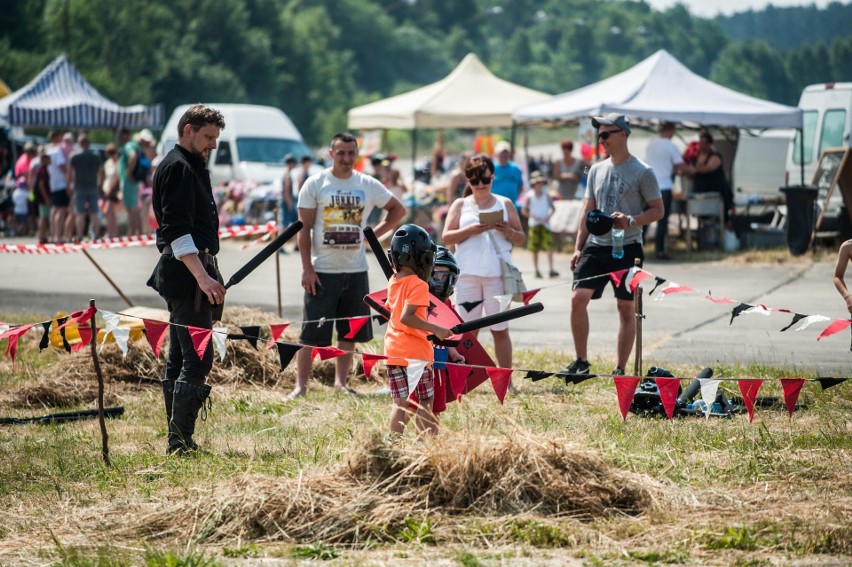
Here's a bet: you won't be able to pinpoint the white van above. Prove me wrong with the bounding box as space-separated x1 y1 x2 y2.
157 103 311 187
785 83 852 232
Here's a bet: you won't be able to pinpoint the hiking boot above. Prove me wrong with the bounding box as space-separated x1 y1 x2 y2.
167 381 212 455
612 367 625 376
558 359 592 385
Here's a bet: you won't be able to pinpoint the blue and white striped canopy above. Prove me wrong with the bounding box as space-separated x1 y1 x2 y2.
0 54 163 129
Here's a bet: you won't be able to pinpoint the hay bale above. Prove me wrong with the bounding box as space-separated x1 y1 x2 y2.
138 432 650 546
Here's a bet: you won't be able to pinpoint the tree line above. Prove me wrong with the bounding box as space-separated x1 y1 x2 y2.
1 0 850 146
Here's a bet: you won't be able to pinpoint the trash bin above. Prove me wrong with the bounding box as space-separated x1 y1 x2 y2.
780 186 819 256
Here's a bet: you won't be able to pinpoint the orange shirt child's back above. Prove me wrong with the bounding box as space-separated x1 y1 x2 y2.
384 273 433 366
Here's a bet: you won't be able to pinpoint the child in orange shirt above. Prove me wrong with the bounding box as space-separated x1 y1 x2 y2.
385 224 453 437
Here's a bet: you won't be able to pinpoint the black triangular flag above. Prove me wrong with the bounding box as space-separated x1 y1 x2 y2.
372 314 387 326
730 303 752 325
648 276 667 296
238 325 260 349
275 342 302 371
459 300 483 313
780 313 807 332
56 316 71 352
39 321 51 351
524 371 553 382
816 377 847 390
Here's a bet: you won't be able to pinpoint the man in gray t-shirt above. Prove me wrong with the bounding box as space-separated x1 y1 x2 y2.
560 114 664 379
69 134 104 240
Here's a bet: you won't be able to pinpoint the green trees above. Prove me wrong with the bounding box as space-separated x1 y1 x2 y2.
0 0 849 145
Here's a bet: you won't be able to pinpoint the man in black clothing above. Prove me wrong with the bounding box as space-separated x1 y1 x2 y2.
147 104 226 455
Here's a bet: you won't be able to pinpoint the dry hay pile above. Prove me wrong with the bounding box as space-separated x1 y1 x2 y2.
9 306 379 407
139 432 650 546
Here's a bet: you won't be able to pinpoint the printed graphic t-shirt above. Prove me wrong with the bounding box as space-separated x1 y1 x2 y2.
384 273 432 366
298 168 393 272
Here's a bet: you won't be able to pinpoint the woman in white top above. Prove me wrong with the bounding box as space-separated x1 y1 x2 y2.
101 143 120 238
442 154 525 390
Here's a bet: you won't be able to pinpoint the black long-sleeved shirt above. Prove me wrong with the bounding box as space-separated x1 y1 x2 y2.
152 144 219 254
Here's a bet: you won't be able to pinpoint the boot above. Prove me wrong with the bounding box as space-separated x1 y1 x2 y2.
161 379 176 421
167 381 212 455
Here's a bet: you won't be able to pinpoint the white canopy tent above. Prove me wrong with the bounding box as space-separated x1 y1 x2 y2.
348 53 550 130
513 49 802 130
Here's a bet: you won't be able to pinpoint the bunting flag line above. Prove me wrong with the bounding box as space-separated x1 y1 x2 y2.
143 319 169 358
361 353 387 380
738 380 763 423
311 346 346 361
275 342 302 371
654 282 694 302
524 370 553 382
520 289 540 305
655 377 680 420
730 303 752 325
780 378 805 418
609 269 628 289
56 316 72 353
266 323 290 349
795 315 831 331
816 377 846 390
486 367 513 405
39 321 51 351
459 300 483 313
99 311 130 357
406 360 428 394
706 294 738 305
648 276 667 296
495 294 513 312
71 326 93 353
186 326 213 360
817 319 852 340
628 268 653 292
237 326 261 349
699 378 721 419
447 364 471 401
343 316 370 340
212 326 229 362
614 376 641 421
0 324 35 367
780 313 807 332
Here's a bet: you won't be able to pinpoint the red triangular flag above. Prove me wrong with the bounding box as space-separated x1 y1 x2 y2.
706 294 738 304
628 270 652 292
186 326 213 360
655 377 680 420
312 346 346 361
520 289 540 305
344 316 370 340
662 283 694 295
70 326 93 352
361 352 387 379
613 376 640 421
486 367 513 405
266 323 290 349
447 364 471 401
2 324 35 367
737 380 763 423
143 319 169 357
609 269 628 288
817 319 852 340
56 306 97 331
780 378 805 418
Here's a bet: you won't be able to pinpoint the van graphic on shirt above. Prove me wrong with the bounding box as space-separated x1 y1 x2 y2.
322 190 365 248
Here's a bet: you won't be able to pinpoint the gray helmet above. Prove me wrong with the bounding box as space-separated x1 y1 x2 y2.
429 246 459 300
388 224 436 281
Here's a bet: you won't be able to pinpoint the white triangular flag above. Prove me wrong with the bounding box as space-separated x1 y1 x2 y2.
406 359 427 393
744 304 771 316
699 378 721 419
494 293 513 312
99 310 122 346
794 314 831 331
111 327 131 357
212 326 229 362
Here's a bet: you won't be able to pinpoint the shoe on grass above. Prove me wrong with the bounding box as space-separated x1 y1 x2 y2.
557 358 593 385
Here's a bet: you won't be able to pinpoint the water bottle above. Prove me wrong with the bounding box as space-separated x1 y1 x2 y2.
611 228 624 259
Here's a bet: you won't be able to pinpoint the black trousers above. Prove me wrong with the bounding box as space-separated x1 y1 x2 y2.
165 294 213 386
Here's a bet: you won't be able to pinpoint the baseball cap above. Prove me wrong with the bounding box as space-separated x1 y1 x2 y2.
494 140 512 154
591 113 631 135
283 153 297 164
529 170 547 185
138 128 156 143
585 209 614 236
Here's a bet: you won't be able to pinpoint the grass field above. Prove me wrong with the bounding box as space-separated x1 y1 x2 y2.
0 306 850 567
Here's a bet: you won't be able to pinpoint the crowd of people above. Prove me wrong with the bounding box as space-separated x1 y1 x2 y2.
3 128 158 242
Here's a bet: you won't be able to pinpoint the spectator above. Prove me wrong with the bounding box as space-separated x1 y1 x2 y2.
101 144 120 238
833 239 852 314
491 140 524 206
561 114 663 379
522 170 558 279
33 146 52 244
46 131 70 243
552 140 586 200
442 153 525 392
279 153 298 236
68 134 104 241
644 122 688 259
118 127 144 236
288 132 406 400
685 132 734 224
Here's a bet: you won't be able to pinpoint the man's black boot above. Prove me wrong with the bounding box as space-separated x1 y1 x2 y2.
167 382 211 456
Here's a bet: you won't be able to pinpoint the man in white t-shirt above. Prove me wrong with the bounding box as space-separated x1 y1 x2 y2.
644 122 687 260
46 131 70 243
289 133 406 399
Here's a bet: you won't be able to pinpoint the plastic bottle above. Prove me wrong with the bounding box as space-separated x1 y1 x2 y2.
611 228 624 259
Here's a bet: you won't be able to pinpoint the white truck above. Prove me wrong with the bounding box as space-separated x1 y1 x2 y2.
158 103 311 187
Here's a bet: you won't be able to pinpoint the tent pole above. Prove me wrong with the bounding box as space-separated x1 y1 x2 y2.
510 121 517 153
799 128 805 186
411 129 417 180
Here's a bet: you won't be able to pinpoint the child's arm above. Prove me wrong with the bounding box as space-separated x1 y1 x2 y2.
834 239 852 314
400 304 453 341
447 346 465 363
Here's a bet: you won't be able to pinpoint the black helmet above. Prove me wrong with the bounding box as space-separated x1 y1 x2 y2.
389 224 437 281
586 209 614 236
429 246 459 300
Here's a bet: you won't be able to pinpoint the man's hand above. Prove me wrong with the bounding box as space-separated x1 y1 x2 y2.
611 212 630 229
199 274 226 305
570 249 582 271
301 267 321 296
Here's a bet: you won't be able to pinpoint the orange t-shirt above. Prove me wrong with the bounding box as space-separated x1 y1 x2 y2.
384 273 433 366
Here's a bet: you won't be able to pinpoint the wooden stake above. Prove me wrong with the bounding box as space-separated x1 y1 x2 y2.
88 299 110 466
633 258 644 377
82 249 134 308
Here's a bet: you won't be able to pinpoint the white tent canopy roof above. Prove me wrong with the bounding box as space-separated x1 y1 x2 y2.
0 54 162 129
513 49 802 130
348 53 551 130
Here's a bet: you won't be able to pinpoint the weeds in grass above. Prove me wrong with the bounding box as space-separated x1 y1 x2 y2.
143 548 222 567
455 549 484 567
398 517 435 544
291 543 340 560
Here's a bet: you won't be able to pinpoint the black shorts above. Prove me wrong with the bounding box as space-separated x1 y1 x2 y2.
573 243 644 301
299 271 373 346
51 190 70 208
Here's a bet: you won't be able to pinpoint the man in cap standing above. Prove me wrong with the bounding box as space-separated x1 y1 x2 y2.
561 113 663 378
491 140 524 206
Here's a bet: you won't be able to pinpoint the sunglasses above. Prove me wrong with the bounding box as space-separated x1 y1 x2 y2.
598 129 622 141
466 175 493 186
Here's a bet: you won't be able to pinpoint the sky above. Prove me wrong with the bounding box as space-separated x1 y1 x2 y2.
642 0 843 17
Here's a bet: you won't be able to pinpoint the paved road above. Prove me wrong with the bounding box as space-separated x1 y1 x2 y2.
0 238 847 373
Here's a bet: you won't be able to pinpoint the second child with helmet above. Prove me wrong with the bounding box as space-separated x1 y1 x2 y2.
385 224 453 438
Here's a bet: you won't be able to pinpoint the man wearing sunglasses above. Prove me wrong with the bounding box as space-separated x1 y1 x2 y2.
560 113 664 379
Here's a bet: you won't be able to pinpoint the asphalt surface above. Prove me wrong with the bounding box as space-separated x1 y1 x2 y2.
0 237 848 374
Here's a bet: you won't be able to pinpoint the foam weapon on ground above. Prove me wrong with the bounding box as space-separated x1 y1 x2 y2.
0 406 124 426
225 220 303 289
362 226 395 279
